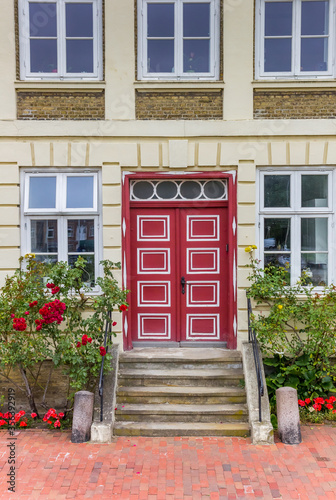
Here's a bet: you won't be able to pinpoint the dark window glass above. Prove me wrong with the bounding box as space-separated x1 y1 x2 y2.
31 220 58 253
133 181 154 199
183 39 210 72
66 40 93 72
265 38 292 72
147 3 174 37
156 181 178 199
301 1 329 36
29 2 57 37
183 3 210 37
264 175 290 208
30 39 57 72
29 177 57 209
180 181 202 199
265 1 292 36
66 3 93 37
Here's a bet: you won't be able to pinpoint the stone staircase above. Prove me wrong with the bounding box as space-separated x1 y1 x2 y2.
114 348 249 437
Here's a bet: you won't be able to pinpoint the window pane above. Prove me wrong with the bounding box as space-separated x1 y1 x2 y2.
301 175 328 207
34 254 58 264
183 3 210 37
66 40 93 73
301 38 328 71
30 39 57 73
29 2 57 37
265 1 292 36
301 218 328 251
31 220 58 253
180 181 202 199
265 38 292 72
301 1 329 36
301 253 327 286
183 40 210 72
203 180 225 199
68 219 94 253
68 254 95 285
148 40 174 72
132 181 154 200
264 254 291 278
264 175 290 207
29 177 56 209
67 176 94 208
156 181 178 199
147 3 174 37
66 3 93 37
264 218 291 251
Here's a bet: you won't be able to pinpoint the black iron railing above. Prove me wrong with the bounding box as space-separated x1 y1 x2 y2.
98 311 112 422
247 295 264 422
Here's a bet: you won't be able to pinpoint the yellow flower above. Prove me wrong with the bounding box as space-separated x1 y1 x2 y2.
278 305 283 310
245 246 252 253
24 253 36 259
251 245 257 249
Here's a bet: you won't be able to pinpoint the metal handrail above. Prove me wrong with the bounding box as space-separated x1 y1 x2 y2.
247 295 264 422
98 310 112 422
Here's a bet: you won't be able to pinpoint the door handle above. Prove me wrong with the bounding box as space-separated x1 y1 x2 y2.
181 276 186 295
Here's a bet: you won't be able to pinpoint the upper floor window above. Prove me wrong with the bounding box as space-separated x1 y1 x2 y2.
138 0 220 80
256 0 335 79
19 0 102 80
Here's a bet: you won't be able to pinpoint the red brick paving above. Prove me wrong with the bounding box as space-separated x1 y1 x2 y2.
0 426 336 499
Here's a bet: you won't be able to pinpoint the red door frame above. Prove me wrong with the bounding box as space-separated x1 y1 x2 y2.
121 172 237 350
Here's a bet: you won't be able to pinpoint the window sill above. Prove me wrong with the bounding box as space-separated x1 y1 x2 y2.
253 79 336 90
15 81 106 91
134 80 224 92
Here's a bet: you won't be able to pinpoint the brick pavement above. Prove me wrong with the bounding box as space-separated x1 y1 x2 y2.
0 426 336 499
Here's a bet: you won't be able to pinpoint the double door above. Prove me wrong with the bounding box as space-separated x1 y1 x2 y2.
130 206 229 344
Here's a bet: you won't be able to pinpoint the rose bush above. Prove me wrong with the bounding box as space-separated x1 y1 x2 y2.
0 255 128 418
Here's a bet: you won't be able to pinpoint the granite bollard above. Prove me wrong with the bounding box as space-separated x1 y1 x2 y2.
71 391 94 443
276 386 302 444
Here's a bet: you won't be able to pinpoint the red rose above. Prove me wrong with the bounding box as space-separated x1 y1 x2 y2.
326 404 333 410
58 412 64 419
119 304 128 312
99 346 106 356
305 398 311 404
112 321 117 326
31 413 37 419
76 342 81 348
19 421 27 427
24 311 29 315
88 337 92 343
46 282 55 289
51 286 60 295
10 313 15 318
54 420 61 428
298 400 305 407
0 420 7 426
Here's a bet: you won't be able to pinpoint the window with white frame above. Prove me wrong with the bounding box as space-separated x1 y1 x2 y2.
256 0 335 78
19 0 102 80
22 171 101 287
258 169 335 286
138 0 220 80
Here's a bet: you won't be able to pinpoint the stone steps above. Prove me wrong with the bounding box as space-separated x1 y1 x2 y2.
113 421 250 437
114 348 249 437
116 385 247 405
115 403 248 423
118 368 245 387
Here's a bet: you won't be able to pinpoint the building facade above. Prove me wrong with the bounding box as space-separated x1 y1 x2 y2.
0 0 335 350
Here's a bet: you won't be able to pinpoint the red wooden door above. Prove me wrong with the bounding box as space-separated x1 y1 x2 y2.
130 206 228 344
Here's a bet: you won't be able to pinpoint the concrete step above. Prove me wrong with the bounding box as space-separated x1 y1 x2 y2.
115 403 248 423
119 361 243 370
119 348 242 364
113 421 250 437
116 386 247 405
118 368 245 387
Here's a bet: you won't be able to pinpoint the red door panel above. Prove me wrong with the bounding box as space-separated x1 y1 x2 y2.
180 208 228 342
130 209 177 342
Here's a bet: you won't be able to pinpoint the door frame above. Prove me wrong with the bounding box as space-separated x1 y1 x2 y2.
122 171 237 350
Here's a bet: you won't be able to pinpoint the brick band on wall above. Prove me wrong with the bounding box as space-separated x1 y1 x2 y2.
254 89 336 119
135 90 223 120
17 90 105 120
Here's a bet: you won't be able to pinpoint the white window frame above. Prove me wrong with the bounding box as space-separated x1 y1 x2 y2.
19 0 103 80
257 168 335 286
21 169 102 290
138 0 220 80
255 0 336 79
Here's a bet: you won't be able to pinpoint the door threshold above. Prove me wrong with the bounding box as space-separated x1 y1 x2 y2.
131 341 228 348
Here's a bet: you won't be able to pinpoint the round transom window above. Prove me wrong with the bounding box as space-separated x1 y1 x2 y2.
130 179 227 201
